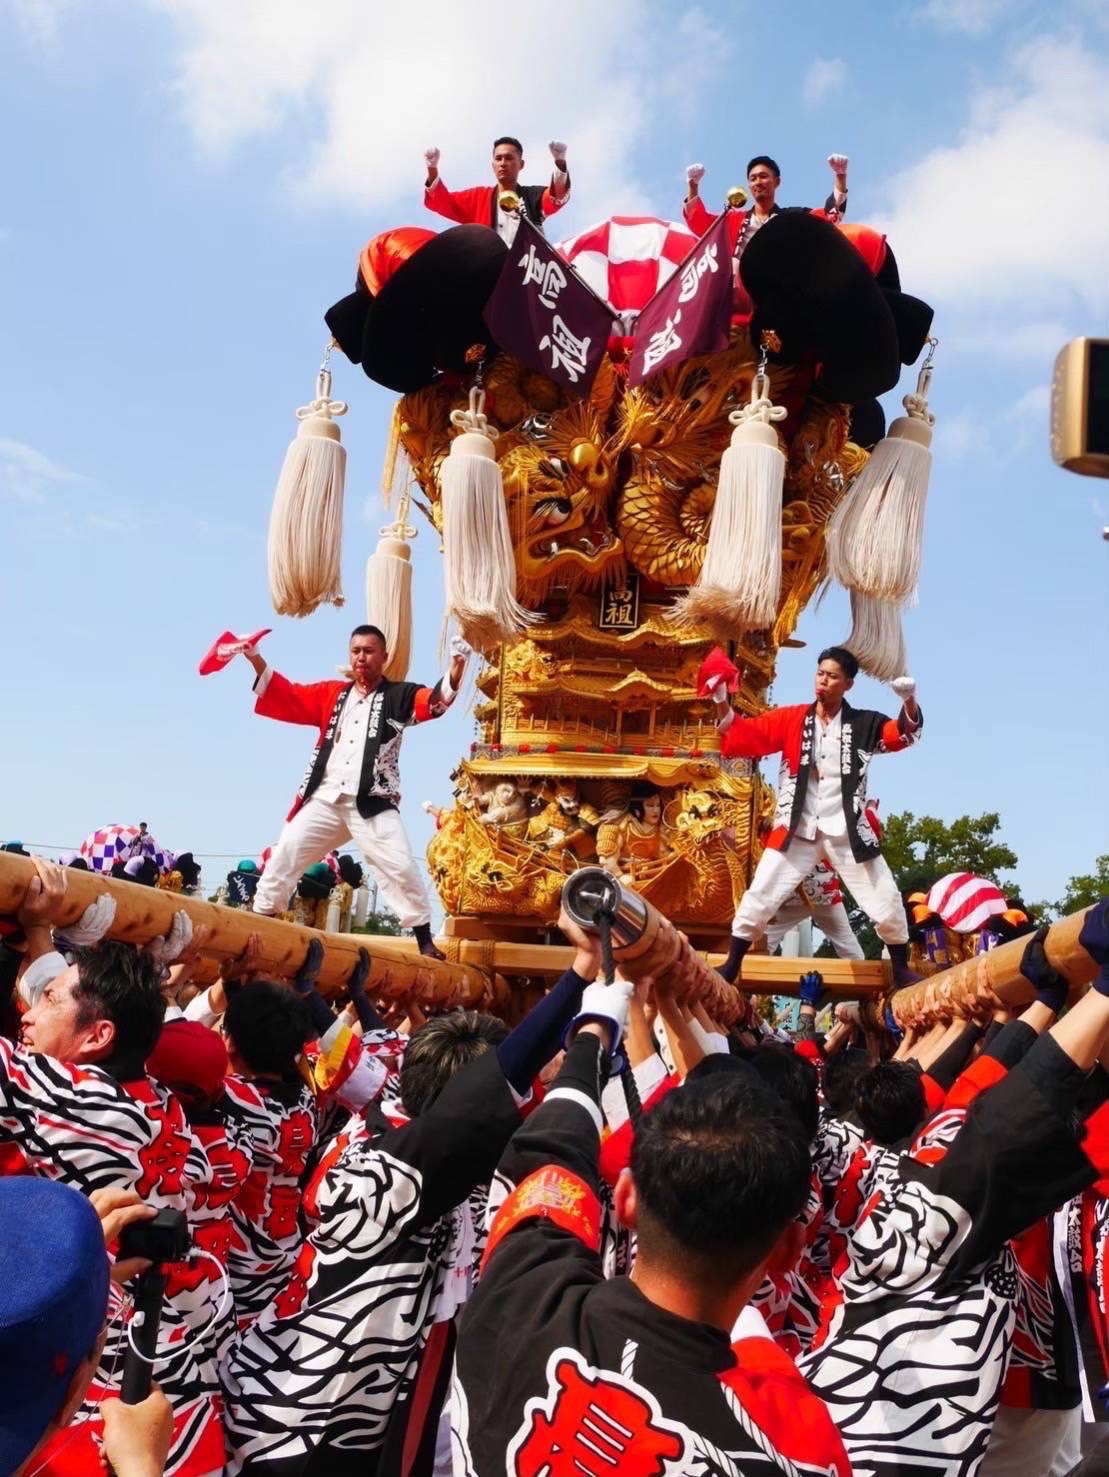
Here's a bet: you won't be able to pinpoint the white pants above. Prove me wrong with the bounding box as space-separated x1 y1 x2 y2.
733 832 907 946
980 1404 1082 1477
765 894 864 959
254 793 431 928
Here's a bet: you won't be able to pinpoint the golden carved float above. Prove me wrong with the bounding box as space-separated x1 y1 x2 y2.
396 330 870 948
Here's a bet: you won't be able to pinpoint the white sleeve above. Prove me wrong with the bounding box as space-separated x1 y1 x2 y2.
252 664 274 698
184 986 221 1027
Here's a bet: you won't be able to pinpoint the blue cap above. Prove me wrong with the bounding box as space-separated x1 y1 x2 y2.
0 1179 110 1472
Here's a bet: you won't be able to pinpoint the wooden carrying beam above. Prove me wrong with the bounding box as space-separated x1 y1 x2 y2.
890 907 1097 1024
443 937 888 996
0 852 499 1010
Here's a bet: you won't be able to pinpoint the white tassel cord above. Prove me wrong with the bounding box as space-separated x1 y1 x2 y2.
671 363 786 638
826 339 938 604
841 591 908 682
366 523 415 681
267 350 348 618
441 386 531 653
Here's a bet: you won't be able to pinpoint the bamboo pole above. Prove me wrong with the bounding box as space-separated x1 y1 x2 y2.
0 852 500 1010
890 908 1097 1025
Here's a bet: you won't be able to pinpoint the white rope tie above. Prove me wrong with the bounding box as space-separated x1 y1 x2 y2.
449 386 492 437
902 336 937 424
731 366 788 429
296 344 348 423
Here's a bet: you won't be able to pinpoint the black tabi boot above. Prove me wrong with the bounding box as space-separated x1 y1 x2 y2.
719 935 751 984
413 922 446 962
888 942 921 988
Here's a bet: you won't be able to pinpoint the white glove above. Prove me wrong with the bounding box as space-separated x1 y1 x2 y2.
891 675 917 702
145 910 193 965
568 979 633 1056
686 161 706 183
828 153 849 174
18 951 68 1008
424 146 440 168
449 634 472 662
56 892 117 947
702 674 730 705
549 140 568 163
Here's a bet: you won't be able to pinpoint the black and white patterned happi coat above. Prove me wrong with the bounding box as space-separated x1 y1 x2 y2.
800 1035 1098 1477
220 1049 521 1474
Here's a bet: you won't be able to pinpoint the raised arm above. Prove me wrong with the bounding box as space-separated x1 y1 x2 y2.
877 675 923 751
546 140 570 207
826 153 849 217
245 649 338 728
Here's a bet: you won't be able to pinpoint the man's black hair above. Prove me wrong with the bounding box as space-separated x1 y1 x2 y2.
70 940 165 1077
817 645 860 680
747 1042 819 1141
823 1047 871 1118
350 624 387 647
493 135 524 155
224 982 313 1079
631 1074 811 1284
747 155 781 180
399 1010 507 1117
855 1060 926 1146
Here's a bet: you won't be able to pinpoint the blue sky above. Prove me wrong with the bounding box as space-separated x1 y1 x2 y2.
1 0 1106 912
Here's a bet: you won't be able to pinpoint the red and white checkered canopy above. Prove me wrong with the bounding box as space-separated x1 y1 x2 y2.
557 216 697 317
926 872 1009 933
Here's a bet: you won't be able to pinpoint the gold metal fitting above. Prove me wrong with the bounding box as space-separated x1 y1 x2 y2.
498 190 522 213
725 185 748 209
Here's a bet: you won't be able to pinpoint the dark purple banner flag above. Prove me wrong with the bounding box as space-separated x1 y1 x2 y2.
483 219 615 396
628 211 733 386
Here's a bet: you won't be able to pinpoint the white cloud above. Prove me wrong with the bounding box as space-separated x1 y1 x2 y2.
0 437 84 503
933 411 978 461
802 57 846 109
949 318 1072 361
1003 382 1050 422
140 0 725 222
2 0 74 43
914 0 1019 35
875 36 1109 337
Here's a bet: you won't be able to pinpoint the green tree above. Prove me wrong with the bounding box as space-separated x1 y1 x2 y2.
1041 854 1109 919
352 908 405 937
821 810 1023 960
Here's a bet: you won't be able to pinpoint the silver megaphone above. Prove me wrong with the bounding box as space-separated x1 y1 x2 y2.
561 866 650 949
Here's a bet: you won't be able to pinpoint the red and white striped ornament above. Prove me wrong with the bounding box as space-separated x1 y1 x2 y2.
926 872 1008 933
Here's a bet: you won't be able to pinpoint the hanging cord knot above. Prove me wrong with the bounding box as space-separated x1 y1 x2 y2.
731 347 788 429
380 516 418 540
449 384 492 437
902 337 938 425
296 340 348 421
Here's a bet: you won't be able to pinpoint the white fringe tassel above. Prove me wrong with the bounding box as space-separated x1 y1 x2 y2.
842 591 908 682
826 340 938 604
267 356 348 618
366 524 414 681
671 371 787 636
441 387 531 653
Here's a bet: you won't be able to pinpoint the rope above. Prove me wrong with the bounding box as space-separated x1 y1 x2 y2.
621 1056 643 1127
596 909 616 988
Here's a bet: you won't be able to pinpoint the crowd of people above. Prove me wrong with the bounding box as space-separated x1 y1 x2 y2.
2 843 1109 1477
